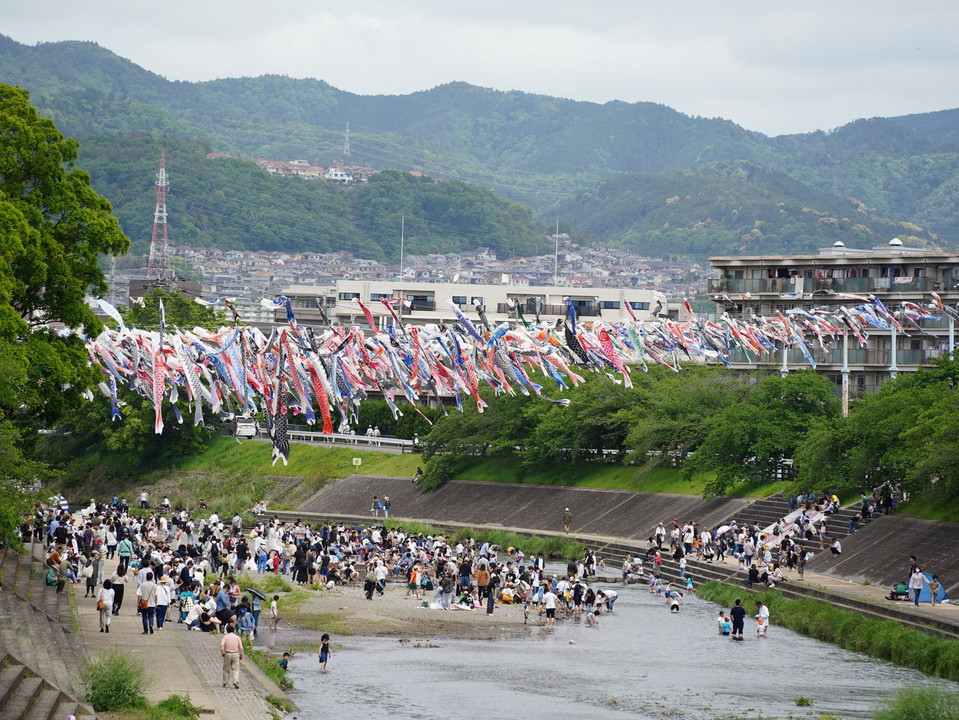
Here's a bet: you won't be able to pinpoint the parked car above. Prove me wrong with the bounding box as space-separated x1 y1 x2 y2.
232 416 258 438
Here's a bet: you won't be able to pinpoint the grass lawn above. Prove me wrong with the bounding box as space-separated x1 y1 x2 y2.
169 436 421 479
899 494 959 523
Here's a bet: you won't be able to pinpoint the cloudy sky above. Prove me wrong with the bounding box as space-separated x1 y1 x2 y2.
6 1 959 136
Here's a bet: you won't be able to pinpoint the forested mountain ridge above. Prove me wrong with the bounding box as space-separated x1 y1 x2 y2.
4 34 959 255
79 135 547 259
552 161 940 258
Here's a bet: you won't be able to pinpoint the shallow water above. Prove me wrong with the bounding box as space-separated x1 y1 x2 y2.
260 582 956 719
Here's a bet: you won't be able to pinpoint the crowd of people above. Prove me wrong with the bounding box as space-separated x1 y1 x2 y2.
20 485 942 694
25 494 624 650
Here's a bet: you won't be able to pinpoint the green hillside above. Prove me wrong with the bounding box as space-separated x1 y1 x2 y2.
551 162 941 257
78 135 548 259
4 34 959 254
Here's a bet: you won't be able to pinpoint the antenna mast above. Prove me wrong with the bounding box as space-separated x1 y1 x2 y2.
343 122 351 156
146 149 175 289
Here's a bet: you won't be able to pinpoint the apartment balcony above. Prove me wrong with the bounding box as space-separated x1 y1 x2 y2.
708 276 947 296
494 302 598 317
725 346 942 367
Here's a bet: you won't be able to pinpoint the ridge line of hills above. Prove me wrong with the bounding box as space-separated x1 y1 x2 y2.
2 34 958 259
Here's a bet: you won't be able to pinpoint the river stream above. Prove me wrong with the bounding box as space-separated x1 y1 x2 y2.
259 581 955 719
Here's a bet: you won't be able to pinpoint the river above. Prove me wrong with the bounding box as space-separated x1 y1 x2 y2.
259 581 955 719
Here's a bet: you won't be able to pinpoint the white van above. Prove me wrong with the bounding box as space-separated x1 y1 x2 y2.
233 416 258 438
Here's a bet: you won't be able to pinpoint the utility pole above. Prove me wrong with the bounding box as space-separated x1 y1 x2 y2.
343 122 351 157
553 218 559 287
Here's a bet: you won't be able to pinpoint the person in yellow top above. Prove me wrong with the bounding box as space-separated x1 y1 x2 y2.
220 625 244 688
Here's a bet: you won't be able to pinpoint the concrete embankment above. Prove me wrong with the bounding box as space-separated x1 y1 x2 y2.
281 474 959 639
805 512 959 595
298 474 752 540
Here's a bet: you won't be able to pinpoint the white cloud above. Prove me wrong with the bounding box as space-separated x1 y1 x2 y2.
5 0 959 135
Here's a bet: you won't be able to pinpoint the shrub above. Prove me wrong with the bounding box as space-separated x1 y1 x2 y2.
155 694 201 719
873 687 959 720
80 649 150 711
237 572 292 594
266 694 293 712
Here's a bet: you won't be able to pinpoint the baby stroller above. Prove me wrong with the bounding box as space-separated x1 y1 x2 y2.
178 589 196 623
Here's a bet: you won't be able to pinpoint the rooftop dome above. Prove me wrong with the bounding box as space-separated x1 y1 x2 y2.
889 237 903 246
833 241 845 247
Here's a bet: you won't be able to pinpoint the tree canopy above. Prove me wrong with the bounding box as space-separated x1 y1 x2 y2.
417 362 959 513
0 84 130 547
794 356 959 509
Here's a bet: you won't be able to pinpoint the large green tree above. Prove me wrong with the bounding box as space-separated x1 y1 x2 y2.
795 356 959 507
120 288 222 331
682 370 841 497
0 84 129 547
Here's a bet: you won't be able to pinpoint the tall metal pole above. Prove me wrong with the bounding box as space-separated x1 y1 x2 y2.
780 341 788 378
889 324 898 380
553 218 559 287
841 332 849 417
950 316 955 356
398 213 405 325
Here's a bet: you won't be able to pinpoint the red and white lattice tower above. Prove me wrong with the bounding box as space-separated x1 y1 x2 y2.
146 149 175 286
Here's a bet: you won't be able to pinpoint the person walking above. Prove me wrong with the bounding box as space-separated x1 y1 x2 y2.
405 563 421 600
562 508 572 534
755 600 770 637
730 598 746 640
364 561 377 601
270 595 279 630
117 535 133 575
110 567 128 615
97 579 115 633
155 575 172 631
543 587 558 629
85 551 103 598
220 625 244 688
908 565 926 606
318 633 331 672
137 571 158 635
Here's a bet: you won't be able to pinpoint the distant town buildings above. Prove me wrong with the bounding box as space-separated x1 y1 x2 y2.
112 242 706 328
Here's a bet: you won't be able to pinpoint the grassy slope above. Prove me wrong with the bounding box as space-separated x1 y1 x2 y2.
98 437 422 516
899 495 959 523
73 436 849 514
171 437 422 479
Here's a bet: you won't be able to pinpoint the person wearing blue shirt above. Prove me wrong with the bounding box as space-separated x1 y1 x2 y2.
215 583 232 626
237 608 255 638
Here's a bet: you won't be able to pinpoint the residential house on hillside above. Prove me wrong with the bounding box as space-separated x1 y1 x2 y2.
325 164 352 183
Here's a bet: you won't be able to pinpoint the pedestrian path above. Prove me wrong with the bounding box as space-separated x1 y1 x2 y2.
74 557 291 720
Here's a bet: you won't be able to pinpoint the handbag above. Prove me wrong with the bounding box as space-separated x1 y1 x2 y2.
96 598 105 611
139 598 149 611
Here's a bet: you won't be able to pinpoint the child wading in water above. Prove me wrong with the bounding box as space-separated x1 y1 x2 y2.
318 633 331 672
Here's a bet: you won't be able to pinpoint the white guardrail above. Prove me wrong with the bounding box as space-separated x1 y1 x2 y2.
254 428 415 452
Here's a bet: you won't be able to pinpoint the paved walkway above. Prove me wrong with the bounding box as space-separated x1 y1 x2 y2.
74 558 291 720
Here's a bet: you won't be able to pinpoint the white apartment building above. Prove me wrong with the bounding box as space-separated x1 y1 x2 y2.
709 239 959 394
276 279 669 330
